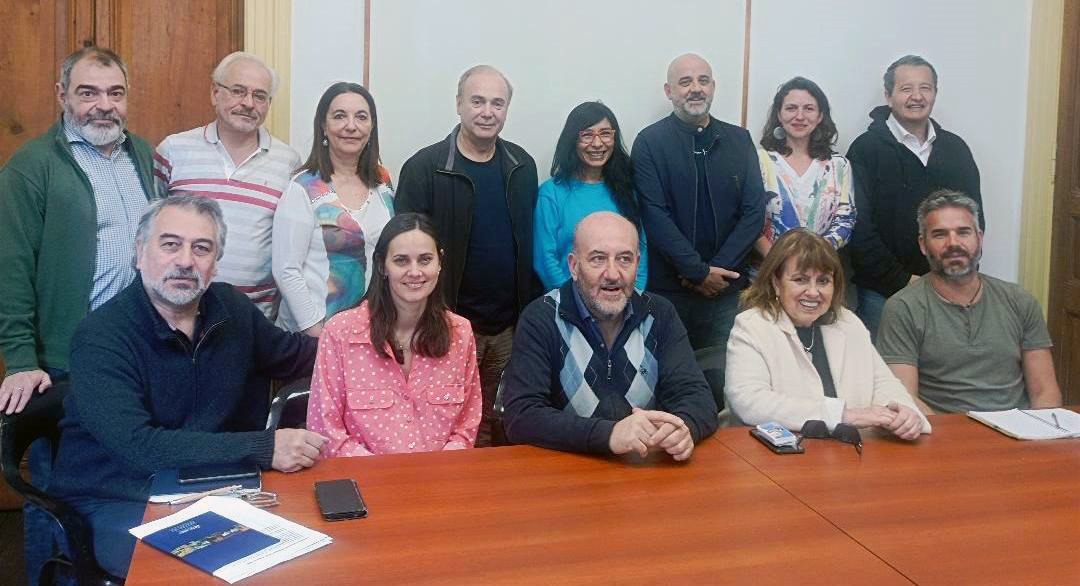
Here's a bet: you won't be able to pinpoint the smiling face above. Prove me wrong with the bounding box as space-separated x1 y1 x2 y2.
211 58 272 136
568 213 639 323
136 205 219 310
323 91 373 161
886 64 937 129
384 228 441 310
773 256 834 328
919 206 983 280
664 54 715 124
456 69 510 146
58 57 128 147
778 89 822 143
576 118 615 177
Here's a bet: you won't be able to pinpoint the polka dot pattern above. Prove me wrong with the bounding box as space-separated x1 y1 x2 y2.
307 302 482 457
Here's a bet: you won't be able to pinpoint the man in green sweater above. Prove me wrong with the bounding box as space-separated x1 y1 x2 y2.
0 46 155 412
0 45 155 586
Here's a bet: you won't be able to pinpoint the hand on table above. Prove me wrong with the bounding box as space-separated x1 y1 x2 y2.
841 405 897 429
610 408 695 461
272 429 328 472
882 402 923 441
0 369 52 415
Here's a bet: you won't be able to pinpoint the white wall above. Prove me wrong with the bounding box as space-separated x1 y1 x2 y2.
368 0 745 184
289 0 366 158
291 0 1033 281
746 0 1032 281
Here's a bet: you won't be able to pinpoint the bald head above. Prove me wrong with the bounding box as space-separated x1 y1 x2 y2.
664 53 715 125
573 211 638 255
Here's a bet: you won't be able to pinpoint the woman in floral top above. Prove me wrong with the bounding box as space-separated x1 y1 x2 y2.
755 77 855 259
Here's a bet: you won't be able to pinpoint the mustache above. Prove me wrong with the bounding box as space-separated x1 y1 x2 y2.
163 267 202 282
84 112 122 124
941 246 970 258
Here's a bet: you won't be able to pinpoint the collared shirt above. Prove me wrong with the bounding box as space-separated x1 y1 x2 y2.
570 282 634 351
63 117 150 310
886 113 937 166
307 302 482 457
154 121 301 317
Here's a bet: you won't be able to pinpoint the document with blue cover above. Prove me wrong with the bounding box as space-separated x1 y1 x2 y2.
130 496 332 583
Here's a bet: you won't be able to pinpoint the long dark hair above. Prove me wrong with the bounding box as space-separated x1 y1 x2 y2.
550 101 640 226
366 213 451 361
759 77 837 160
297 82 384 187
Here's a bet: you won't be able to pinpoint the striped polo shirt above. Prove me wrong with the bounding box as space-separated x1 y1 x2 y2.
154 122 300 317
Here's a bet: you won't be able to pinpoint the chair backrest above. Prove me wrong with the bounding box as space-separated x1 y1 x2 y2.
0 382 118 584
266 387 310 430
694 345 726 413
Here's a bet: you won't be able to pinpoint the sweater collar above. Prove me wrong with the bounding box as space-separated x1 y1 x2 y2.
440 125 520 172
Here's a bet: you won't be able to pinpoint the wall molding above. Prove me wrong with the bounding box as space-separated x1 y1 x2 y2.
244 0 291 142
1019 0 1065 313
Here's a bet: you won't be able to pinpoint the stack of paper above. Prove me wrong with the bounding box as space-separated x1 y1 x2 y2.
130 496 332 583
967 408 1080 440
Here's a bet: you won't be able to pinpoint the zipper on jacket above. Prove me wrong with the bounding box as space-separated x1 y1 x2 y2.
606 358 613 381
191 321 225 363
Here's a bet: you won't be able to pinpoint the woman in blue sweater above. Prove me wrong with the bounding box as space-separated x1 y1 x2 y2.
534 101 647 291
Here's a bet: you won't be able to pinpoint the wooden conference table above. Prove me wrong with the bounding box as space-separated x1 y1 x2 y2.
127 414 1080 584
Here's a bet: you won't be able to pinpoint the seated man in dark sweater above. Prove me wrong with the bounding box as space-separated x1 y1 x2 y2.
50 195 325 578
502 212 718 460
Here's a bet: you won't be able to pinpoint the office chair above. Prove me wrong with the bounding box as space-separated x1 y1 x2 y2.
694 345 726 412
0 381 122 585
490 372 509 447
266 384 310 430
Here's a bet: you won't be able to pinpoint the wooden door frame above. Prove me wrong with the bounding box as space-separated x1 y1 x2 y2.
1048 0 1080 403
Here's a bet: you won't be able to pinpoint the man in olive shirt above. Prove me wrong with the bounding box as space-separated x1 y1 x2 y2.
878 190 1061 413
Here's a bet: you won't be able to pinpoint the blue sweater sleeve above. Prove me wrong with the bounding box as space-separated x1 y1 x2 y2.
533 180 570 291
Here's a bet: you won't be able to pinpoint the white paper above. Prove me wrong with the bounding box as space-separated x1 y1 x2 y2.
130 496 332 583
967 408 1080 440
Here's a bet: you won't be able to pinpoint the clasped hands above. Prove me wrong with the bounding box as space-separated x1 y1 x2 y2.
842 402 922 441
681 266 740 298
609 407 694 461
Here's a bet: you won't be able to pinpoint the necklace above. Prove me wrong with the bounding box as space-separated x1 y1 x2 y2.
801 327 815 353
930 275 983 309
393 336 411 365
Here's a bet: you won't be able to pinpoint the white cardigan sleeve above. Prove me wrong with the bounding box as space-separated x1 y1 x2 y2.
272 181 322 331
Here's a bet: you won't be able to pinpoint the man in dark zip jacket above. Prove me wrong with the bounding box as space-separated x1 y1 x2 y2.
503 213 718 459
847 55 983 340
631 53 765 379
396 65 541 447
50 196 323 578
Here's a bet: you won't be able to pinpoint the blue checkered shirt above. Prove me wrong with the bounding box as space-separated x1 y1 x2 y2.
63 118 150 310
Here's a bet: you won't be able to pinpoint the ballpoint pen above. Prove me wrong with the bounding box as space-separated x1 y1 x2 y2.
168 484 242 505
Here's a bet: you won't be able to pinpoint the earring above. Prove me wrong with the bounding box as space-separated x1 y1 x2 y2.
321 137 329 147
772 126 787 141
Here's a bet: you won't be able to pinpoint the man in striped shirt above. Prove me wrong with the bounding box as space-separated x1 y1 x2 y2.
155 52 300 318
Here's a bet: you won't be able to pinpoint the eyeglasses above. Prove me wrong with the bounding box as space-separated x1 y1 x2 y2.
215 82 270 105
799 420 862 455
578 129 616 144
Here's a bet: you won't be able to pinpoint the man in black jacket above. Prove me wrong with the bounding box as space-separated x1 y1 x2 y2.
503 212 718 459
847 55 983 341
396 65 541 447
50 196 325 577
631 53 765 384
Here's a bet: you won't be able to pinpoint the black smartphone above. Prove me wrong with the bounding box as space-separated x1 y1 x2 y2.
749 428 805 454
177 462 260 485
314 479 368 521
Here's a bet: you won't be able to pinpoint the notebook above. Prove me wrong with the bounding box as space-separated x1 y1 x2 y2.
967 408 1080 440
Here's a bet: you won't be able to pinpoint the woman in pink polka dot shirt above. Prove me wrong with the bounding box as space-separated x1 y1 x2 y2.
307 212 482 456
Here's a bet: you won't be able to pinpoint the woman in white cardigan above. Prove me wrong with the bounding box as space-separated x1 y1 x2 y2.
725 229 930 439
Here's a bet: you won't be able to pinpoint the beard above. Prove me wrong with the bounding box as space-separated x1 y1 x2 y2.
577 280 630 321
928 245 982 280
146 266 207 307
65 101 126 146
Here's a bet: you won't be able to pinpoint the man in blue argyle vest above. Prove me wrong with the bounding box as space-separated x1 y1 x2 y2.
503 212 718 459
